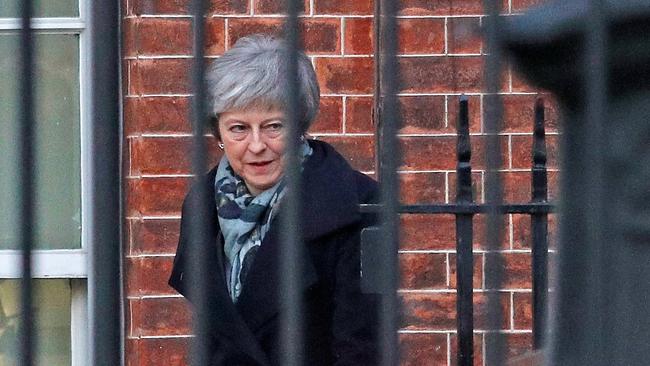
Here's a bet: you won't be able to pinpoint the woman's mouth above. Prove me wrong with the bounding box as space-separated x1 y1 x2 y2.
249 161 271 167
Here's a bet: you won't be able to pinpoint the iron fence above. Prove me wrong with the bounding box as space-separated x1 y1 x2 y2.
11 0 560 365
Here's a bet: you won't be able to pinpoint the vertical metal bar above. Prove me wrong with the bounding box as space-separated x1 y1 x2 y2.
580 2 607 362
18 1 35 365
280 0 304 365
553 0 608 364
377 0 401 365
455 96 474 366
89 0 122 365
186 0 212 365
481 0 506 364
530 98 548 349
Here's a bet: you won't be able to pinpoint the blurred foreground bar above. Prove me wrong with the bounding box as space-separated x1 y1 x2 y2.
503 1 650 365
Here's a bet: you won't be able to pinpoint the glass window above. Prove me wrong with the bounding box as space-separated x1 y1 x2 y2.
0 33 81 250
0 0 79 18
0 279 72 366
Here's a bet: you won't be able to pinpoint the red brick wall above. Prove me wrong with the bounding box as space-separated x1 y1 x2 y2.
122 0 558 365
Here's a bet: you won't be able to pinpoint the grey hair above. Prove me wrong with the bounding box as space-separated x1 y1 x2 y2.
205 34 320 136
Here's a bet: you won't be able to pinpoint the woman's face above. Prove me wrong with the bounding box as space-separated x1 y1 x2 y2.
218 108 287 196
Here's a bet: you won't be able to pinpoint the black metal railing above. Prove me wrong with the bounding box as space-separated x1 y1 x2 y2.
18 1 35 365
11 0 556 365
361 97 553 366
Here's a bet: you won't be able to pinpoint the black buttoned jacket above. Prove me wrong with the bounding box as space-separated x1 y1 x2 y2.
169 140 380 365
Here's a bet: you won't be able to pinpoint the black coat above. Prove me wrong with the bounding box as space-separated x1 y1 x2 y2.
169 140 380 366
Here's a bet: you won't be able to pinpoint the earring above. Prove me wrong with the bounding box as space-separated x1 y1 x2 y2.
218 142 224 150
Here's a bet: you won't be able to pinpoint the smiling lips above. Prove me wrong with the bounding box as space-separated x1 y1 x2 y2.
248 161 271 166
247 160 274 172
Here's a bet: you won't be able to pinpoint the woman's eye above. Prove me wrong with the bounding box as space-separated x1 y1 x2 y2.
264 122 284 131
229 125 247 133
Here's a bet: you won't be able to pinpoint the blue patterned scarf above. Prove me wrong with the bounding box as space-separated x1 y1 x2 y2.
215 141 312 301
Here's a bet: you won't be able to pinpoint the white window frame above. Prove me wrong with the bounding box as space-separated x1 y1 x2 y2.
0 2 91 365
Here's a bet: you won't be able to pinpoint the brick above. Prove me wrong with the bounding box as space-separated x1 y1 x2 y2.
317 135 375 171
313 0 373 15
511 0 546 13
400 135 508 171
471 214 512 250
399 333 448 365
399 253 447 289
512 213 558 250
205 18 227 56
502 94 559 133
123 17 137 57
124 97 192 136
398 19 445 55
131 0 249 15
448 17 482 54
134 18 192 56
400 214 456 250
447 171 483 204
316 57 374 94
343 18 373 55
309 96 343 134
130 136 222 175
399 57 483 93
447 95 481 134
512 292 532 330
128 59 191 95
449 333 484 366
485 253 532 290
401 292 456 330
125 0 138 16
127 338 189 366
473 135 519 170
510 134 559 170
398 0 483 16
398 96 447 134
123 132 132 181
345 96 374 133
127 177 190 216
400 136 456 171
129 297 191 337
300 19 342 54
473 292 511 330
129 218 181 255
131 0 190 14
125 338 138 366
502 171 532 203
208 0 250 14
125 256 176 296
484 332 533 360
399 172 446 204
448 253 483 289
253 0 309 14
227 18 341 55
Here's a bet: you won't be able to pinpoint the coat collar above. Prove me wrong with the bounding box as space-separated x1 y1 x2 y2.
182 139 366 364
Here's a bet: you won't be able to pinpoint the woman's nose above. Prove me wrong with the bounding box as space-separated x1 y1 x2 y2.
247 130 266 153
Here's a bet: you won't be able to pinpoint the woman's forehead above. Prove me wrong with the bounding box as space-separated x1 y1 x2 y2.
220 107 286 122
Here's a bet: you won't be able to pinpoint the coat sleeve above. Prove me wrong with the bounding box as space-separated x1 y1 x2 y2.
330 173 381 366
168 188 192 298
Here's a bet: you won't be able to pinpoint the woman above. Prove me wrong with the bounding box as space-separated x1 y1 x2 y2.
168 34 380 365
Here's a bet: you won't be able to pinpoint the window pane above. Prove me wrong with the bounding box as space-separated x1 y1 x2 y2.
0 0 79 18
0 279 72 366
0 33 81 250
